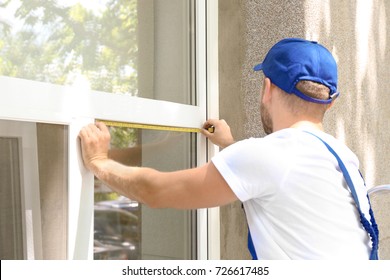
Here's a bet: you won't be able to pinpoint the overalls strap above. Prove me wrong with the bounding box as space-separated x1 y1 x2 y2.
304 131 379 260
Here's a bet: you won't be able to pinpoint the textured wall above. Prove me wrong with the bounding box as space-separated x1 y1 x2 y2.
219 0 250 260
37 124 68 259
219 0 390 259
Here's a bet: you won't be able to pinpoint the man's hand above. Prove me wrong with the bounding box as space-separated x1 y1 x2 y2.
201 119 235 149
78 122 111 171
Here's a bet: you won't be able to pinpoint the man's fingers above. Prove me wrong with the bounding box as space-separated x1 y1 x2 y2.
79 124 93 139
95 121 109 133
200 128 211 138
78 123 111 170
79 123 110 145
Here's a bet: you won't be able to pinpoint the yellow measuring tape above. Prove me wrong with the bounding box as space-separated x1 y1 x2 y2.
98 120 214 133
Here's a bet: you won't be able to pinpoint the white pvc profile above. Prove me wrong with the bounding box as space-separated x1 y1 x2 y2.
205 0 221 260
0 76 204 129
67 118 95 260
194 0 208 260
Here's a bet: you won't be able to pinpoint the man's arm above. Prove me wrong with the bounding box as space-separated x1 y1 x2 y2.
79 122 238 209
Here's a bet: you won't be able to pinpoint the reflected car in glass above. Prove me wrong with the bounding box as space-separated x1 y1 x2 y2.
94 198 140 260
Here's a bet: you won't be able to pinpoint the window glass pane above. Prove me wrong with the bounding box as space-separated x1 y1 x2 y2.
0 137 24 260
0 120 68 260
0 0 195 105
94 126 197 260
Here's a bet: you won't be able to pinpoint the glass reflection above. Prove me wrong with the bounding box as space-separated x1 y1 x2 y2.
0 0 195 104
94 126 197 260
0 0 137 94
0 137 24 260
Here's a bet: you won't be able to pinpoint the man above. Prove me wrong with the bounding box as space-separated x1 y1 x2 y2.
79 38 377 259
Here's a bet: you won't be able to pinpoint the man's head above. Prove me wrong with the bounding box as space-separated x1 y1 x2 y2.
254 38 339 134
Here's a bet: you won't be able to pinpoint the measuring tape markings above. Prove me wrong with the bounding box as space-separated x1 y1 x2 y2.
98 120 214 133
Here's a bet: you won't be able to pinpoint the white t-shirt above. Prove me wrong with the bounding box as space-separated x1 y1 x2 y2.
212 128 372 259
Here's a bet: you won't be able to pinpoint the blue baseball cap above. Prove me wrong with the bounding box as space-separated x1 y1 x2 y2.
254 38 339 104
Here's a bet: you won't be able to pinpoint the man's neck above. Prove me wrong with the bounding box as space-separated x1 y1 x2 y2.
290 120 324 131
272 120 324 133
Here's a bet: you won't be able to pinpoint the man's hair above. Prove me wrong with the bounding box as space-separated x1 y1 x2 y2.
280 80 331 119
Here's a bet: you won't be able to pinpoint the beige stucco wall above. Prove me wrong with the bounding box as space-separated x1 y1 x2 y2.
219 0 390 259
37 124 68 259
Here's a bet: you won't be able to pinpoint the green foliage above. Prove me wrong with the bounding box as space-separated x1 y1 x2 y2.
94 191 120 203
109 126 137 149
0 0 138 94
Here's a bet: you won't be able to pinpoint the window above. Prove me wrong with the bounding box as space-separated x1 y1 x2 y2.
0 137 24 259
0 0 218 260
95 128 197 260
0 121 68 260
0 0 195 104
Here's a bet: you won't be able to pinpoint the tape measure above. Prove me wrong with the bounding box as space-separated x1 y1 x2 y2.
98 120 215 133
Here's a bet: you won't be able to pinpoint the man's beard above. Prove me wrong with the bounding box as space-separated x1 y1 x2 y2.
260 102 273 135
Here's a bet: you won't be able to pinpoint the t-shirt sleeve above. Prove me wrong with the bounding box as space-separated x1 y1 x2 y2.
211 138 288 202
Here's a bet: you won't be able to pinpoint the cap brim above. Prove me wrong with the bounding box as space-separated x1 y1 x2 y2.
253 63 263 71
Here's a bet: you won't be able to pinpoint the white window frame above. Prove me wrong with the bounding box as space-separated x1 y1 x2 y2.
0 0 219 260
205 0 220 260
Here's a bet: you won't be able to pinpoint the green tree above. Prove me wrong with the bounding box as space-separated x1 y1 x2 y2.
0 0 138 94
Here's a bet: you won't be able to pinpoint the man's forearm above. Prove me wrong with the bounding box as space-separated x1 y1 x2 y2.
90 159 152 205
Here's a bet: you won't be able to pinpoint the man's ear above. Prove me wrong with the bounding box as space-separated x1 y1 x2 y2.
327 99 336 110
262 77 272 104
